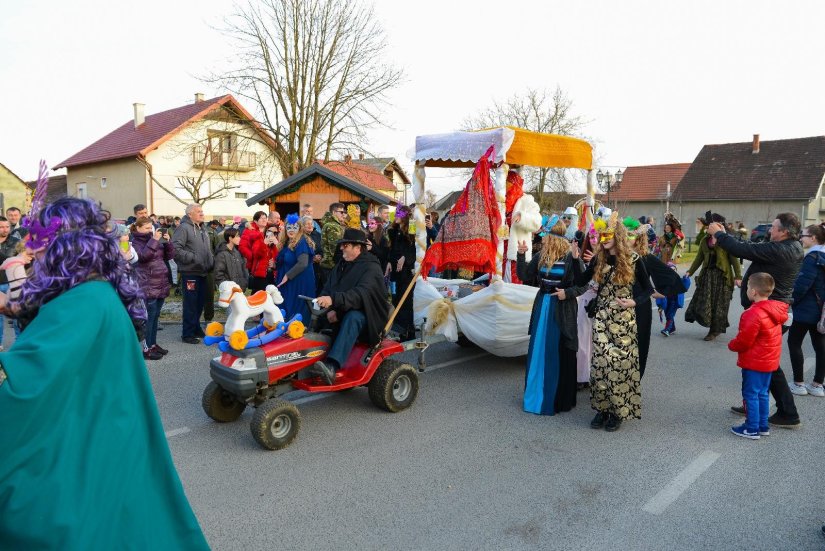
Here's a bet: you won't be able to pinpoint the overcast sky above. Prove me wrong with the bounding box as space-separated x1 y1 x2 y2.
2 0 824 197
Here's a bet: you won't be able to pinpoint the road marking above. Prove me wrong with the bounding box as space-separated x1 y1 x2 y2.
642 450 720 515
425 351 490 372
165 427 191 438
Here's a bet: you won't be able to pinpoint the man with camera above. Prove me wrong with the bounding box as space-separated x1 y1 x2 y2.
708 212 805 428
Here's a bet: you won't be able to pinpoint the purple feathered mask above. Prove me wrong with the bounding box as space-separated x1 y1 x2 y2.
24 160 61 249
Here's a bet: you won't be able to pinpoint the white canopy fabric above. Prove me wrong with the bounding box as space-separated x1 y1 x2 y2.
414 277 537 357
413 128 516 166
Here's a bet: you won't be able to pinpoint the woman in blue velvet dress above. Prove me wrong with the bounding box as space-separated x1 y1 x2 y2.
276 214 317 323
517 217 585 415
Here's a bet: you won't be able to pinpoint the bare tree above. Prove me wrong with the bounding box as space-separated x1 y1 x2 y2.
462 86 590 207
206 0 403 178
424 190 438 210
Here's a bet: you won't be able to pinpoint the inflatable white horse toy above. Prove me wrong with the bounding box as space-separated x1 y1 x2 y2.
217 280 285 336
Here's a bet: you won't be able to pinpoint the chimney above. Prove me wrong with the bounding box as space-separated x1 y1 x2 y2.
194 92 205 103
752 134 760 154
344 153 352 164
133 103 145 128
358 153 365 160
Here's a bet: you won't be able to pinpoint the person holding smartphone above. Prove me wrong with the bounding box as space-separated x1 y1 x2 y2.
239 211 278 293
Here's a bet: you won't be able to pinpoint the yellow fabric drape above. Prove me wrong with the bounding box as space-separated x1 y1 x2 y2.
501 127 593 170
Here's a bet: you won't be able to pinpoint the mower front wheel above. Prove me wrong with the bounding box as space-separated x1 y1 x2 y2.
368 359 419 412
250 399 301 450
202 381 246 423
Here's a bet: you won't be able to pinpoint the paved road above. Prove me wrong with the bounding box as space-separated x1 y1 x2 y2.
149 290 824 550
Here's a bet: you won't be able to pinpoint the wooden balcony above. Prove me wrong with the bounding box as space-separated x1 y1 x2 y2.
192 146 256 172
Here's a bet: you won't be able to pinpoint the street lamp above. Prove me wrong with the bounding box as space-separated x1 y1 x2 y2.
596 168 623 207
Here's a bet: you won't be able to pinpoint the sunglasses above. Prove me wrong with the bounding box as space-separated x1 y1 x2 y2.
560 215 573 220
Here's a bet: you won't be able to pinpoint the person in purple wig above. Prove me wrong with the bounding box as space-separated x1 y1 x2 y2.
0 196 208 548
12 196 146 329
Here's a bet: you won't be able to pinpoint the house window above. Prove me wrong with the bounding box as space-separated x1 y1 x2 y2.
192 130 255 170
76 182 88 199
235 192 248 199
100 177 107 188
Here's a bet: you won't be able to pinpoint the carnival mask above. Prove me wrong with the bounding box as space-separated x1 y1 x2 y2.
27 216 62 250
284 213 301 233
599 231 615 243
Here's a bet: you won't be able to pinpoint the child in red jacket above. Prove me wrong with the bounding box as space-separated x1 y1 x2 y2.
727 272 789 439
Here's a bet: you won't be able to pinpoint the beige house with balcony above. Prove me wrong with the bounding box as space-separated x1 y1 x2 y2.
54 94 282 220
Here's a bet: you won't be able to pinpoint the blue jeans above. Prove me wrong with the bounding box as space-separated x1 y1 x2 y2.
145 298 165 347
663 296 679 333
180 274 206 338
741 368 772 432
326 310 366 370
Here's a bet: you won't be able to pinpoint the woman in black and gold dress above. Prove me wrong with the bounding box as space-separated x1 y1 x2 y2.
575 214 652 432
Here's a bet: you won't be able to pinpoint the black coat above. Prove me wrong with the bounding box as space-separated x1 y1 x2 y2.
214 242 249 291
322 251 391 346
0 235 20 284
518 252 586 351
713 232 804 308
368 234 390 272
388 227 415 282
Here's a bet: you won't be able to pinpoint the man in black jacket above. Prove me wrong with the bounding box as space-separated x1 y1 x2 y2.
310 228 391 384
709 212 804 428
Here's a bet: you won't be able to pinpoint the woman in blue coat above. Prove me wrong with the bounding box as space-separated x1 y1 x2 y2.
789 223 825 397
276 214 316 323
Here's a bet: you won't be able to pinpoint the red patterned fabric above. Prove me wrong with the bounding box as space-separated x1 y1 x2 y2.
504 171 524 215
422 147 501 278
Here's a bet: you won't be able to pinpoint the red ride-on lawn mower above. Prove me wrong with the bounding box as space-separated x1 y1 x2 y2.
202 296 427 450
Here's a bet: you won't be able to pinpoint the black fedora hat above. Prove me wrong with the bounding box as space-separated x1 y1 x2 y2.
336 228 369 246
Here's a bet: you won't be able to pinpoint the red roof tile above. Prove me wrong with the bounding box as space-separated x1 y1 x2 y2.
54 95 236 169
610 163 691 202
320 160 397 192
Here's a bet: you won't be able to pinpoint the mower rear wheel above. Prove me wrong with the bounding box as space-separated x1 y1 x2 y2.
202 381 246 423
250 398 301 450
368 359 419 412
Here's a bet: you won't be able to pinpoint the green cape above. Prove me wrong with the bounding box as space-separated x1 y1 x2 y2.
0 281 208 550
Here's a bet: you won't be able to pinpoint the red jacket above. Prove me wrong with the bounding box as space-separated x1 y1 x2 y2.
239 227 278 278
728 299 789 372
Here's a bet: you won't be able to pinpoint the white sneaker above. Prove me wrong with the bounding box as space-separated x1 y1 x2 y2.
806 384 825 397
789 382 808 396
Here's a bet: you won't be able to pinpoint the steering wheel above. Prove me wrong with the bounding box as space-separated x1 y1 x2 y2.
298 295 331 318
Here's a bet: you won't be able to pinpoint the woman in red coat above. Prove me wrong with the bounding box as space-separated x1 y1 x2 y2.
239 211 278 292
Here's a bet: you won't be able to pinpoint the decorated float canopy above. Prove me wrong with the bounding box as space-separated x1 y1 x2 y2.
413 126 593 170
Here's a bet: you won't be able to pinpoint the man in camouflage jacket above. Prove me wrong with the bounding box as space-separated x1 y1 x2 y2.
319 202 347 287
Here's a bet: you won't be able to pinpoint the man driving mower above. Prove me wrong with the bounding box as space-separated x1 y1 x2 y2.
310 228 391 384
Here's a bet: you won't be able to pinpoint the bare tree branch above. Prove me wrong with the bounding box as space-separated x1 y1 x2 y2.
204 0 404 177
462 86 591 209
